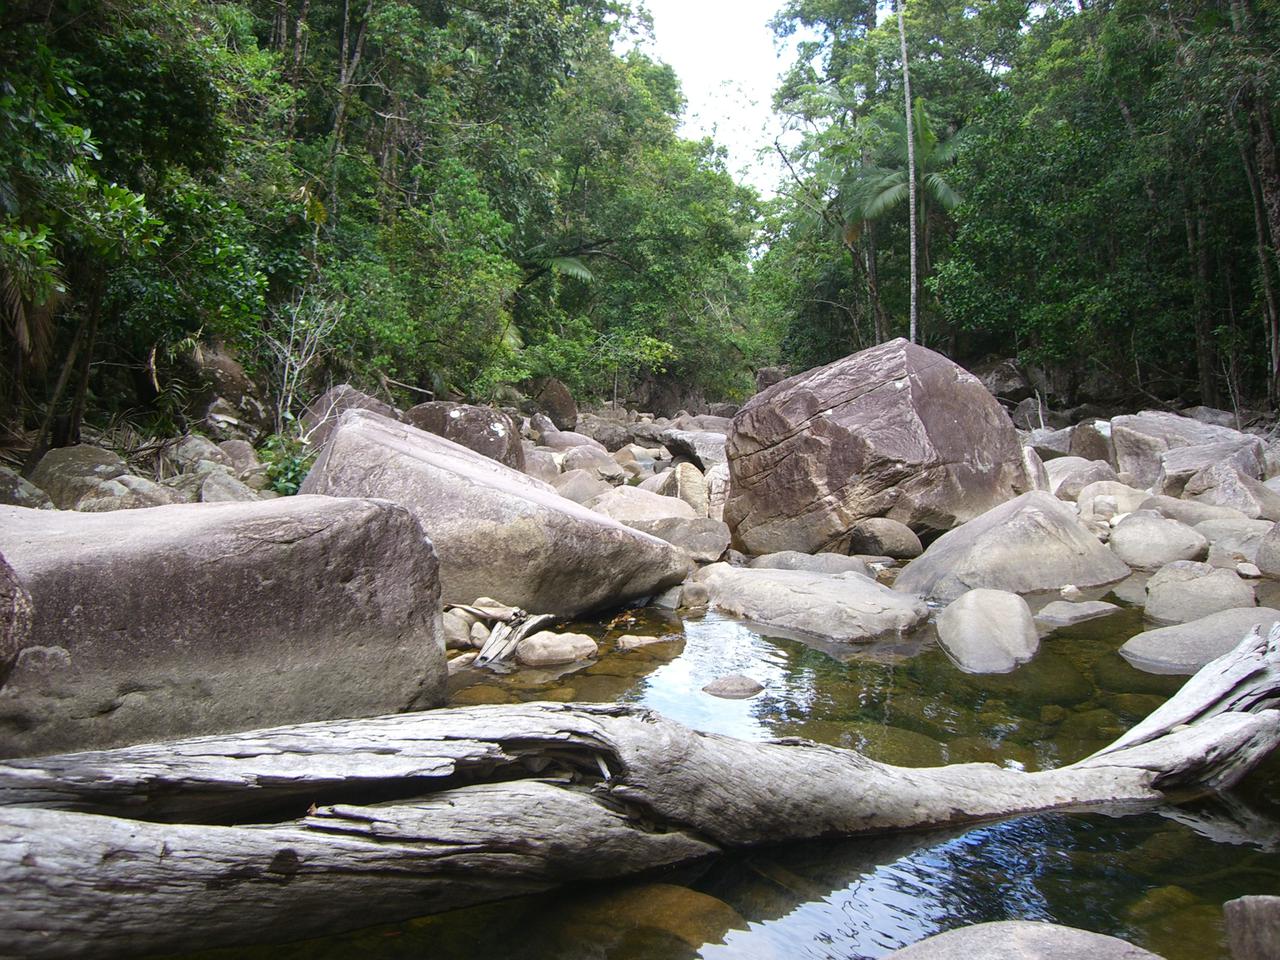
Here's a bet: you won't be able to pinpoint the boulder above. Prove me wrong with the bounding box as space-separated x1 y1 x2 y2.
885 920 1166 960
192 342 271 441
708 402 739 418
1225 895 1280 960
1077 481 1150 523
725 339 1030 555
1258 523 1280 578
703 674 764 698
1027 426 1074 460
1181 405 1239 427
894 492 1131 602
301 384 400 450
695 563 928 642
1 551 32 667
561 444 626 483
1194 518 1275 568
0 465 52 510
1137 494 1246 526
197 470 260 503
671 413 733 434
1011 397 1070 431
1034 599 1120 628
972 357 1032 401
300 410 687 616
29 444 127 509
1144 560 1255 624
403 402 525 471
661 429 728 471
844 517 923 559
1184 463 1280 521
749 551 872 577
523 447 561 484
0 497 446 757
1022 446 1051 492
1045 457 1119 501
755 366 790 393
551 469 614 505
630 517 731 563
1108 511 1208 569
530 413 607 452
1068 418 1116 467
1112 410 1251 488
529 377 578 431
1155 438 1264 497
574 412 631 452
515 631 598 667
168 434 231 472
935 589 1039 673
585 486 697 523
1120 607 1280 674
76 474 181 512
650 462 709 517
705 462 730 523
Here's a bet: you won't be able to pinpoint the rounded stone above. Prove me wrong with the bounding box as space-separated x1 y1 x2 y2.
702 674 764 699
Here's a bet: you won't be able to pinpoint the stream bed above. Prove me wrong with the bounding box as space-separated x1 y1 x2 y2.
180 581 1280 960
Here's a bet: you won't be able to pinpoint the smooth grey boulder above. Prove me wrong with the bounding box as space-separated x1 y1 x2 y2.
1225 895 1280 960
725 339 1030 555
696 563 928 642
749 551 872 577
894 492 1131 602
1155 438 1264 497
1045 457 1119 502
217 439 259 475
197 470 260 503
1185 463 1280 521
0 497 447 757
29 444 127 509
661 429 727 471
649 462 710 517
301 410 687 616
522 447 561 484
935 589 1039 674
845 517 923 559
1195 518 1274 568
1034 599 1120 627
629 517 731 564
1077 481 1150 523
76 473 180 512
403 402 525 471
1112 410 1247 488
551 469 613 505
1144 560 1255 624
0 466 52 510
885 920 1165 960
531 413 607 452
1068 418 1116 467
1 552 32 668
528 376 577 431
1258 523 1280 578
562 444 627 483
1108 511 1208 569
1120 607 1280 673
1022 446 1051 492
705 462 730 523
301 384 400 450
1027 426 1074 460
574 412 631 452
586 486 697 523
703 674 764 699
168 434 231 472
515 631 598 667
1137 494 1247 526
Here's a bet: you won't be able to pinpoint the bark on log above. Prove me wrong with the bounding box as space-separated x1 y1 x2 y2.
2 626 1280 959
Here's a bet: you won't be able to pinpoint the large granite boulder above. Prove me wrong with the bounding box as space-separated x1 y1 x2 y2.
749 551 872 577
301 410 688 616
936 589 1039 673
1045 457 1119 501
403 402 525 471
661 429 728 471
1258 523 1280 578
0 465 52 510
1 552 32 669
1155 438 1264 497
528 377 578 430
1120 607 1280 673
1143 560 1255 624
1185 462 1280 520
885 920 1165 960
1108 511 1208 569
301 384 400 450
76 473 181 511
0 497 446 757
694 563 928 643
29 444 128 509
894 491 1130 602
1111 410 1253 488
585 486 697 523
724 339 1030 555
574 412 631 452
629 517 731 563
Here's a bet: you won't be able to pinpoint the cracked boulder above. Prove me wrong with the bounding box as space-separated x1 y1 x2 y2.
724 339 1030 555
302 410 688 616
0 497 446 757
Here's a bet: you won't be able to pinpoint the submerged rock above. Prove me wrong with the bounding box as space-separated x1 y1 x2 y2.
0 497 447 757
1143 560 1255 624
301 410 687 616
696 563 928 642
749 551 871 577
702 674 764 699
1120 607 1280 674
885 920 1166 959
724 338 1030 555
936 589 1039 674
894 491 1131 602
1034 599 1121 628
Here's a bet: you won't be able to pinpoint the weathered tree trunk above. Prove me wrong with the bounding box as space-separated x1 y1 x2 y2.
2 627 1280 959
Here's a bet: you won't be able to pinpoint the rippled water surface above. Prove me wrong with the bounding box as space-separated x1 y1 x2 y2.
182 583 1280 960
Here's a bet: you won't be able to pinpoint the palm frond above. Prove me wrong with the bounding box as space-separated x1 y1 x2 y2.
925 172 962 211
545 256 595 284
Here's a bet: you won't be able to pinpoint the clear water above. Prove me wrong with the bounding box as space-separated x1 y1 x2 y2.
180 580 1280 960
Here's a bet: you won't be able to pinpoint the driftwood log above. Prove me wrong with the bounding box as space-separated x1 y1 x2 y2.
2 626 1280 959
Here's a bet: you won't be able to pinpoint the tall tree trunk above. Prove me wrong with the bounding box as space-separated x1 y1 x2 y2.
896 0 919 344
327 0 374 225
1192 198 1219 406
867 226 888 343
1237 128 1280 400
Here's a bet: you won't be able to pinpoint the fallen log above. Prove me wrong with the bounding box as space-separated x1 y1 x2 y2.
2 626 1279 959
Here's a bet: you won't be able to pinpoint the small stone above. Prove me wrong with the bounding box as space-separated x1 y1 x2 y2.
469 621 491 648
515 630 598 667
1239 562 1263 578
1060 585 1084 601
616 633 681 651
1035 600 1120 627
702 674 763 699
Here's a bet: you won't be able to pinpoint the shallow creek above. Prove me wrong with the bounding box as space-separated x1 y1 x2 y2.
182 577 1280 960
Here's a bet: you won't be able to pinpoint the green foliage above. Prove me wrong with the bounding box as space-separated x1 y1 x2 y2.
259 433 314 496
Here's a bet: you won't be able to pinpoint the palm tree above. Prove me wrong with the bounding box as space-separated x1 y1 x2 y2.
896 0 918 343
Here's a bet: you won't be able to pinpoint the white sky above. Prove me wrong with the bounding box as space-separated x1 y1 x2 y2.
635 0 806 196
